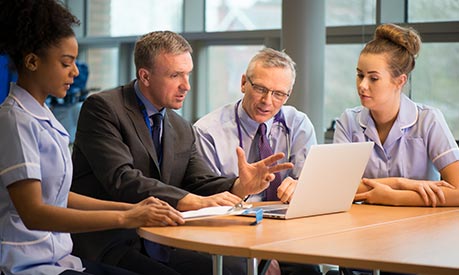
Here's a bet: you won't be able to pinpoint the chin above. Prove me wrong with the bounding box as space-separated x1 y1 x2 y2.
170 104 183 110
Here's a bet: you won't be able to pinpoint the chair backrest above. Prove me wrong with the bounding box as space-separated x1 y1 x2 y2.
0 54 18 104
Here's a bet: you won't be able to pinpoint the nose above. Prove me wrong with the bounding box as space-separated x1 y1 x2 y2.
72 62 79 78
179 75 191 92
260 90 274 104
357 77 368 91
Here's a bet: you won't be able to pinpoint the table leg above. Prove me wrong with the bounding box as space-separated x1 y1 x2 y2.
247 258 258 275
212 254 223 275
373 270 380 275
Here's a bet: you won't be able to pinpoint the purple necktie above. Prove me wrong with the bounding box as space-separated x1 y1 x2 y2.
257 123 281 201
151 113 162 163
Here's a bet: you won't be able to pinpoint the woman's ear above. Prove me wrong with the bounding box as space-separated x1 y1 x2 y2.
24 53 39 71
396 73 408 89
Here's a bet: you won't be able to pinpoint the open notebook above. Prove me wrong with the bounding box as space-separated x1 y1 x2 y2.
246 142 374 220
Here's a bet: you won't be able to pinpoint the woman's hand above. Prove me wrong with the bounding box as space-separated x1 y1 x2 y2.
397 178 455 207
354 179 396 205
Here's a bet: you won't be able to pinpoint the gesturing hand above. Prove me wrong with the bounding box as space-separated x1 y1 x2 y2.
233 147 293 198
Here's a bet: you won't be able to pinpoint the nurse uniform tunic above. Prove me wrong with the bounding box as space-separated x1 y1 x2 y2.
0 84 83 275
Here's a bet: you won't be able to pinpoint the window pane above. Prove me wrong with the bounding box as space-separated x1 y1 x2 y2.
86 48 119 92
325 0 376 26
206 0 281 32
325 43 459 140
324 44 362 133
206 45 263 112
411 43 459 138
408 0 459 22
88 0 183 37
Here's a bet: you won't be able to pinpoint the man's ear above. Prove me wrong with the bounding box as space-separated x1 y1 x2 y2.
241 74 247 94
24 53 39 71
138 68 151 86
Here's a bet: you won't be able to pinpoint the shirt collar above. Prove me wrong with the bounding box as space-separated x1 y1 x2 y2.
9 83 69 135
134 80 165 117
358 93 418 130
397 93 418 129
237 99 274 136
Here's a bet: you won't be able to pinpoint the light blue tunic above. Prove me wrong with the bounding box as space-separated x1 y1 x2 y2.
0 84 83 275
334 93 459 180
194 100 317 200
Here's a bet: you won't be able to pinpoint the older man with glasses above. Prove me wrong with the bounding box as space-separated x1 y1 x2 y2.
194 47 320 275
195 47 317 204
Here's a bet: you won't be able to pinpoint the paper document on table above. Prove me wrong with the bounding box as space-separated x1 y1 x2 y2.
181 205 251 221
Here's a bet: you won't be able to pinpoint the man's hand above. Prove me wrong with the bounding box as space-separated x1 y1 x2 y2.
176 192 242 211
123 197 185 227
232 147 294 198
277 177 297 203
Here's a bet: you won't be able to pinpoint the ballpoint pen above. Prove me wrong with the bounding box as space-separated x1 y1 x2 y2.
227 196 251 212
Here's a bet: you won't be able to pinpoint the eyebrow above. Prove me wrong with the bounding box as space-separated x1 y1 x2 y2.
356 68 380 74
61 54 76 60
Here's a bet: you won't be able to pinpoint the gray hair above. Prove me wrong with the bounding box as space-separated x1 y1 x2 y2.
246 48 296 87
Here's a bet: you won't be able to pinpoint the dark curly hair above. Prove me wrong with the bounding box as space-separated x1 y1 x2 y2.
0 0 80 71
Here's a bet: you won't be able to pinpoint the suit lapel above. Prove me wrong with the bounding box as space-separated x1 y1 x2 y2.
122 83 161 173
160 111 176 183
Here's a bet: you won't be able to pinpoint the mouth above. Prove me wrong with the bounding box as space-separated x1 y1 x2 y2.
359 93 371 99
64 82 73 90
256 106 271 114
176 94 186 101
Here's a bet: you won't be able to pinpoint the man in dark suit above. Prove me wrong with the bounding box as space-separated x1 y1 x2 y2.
71 31 292 275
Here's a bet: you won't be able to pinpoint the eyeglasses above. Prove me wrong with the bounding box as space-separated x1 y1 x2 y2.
246 76 290 102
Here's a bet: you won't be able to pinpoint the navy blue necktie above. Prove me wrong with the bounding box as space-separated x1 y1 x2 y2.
258 123 281 201
151 113 163 163
144 113 169 262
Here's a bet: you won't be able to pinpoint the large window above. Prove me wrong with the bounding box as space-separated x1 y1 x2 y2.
86 48 119 92
71 0 459 140
205 0 281 32
408 0 459 22
324 44 362 128
325 0 376 26
324 42 459 138
87 0 183 36
204 45 263 113
411 43 459 138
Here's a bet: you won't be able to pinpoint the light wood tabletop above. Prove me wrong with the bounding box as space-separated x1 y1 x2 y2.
251 209 459 275
138 204 457 261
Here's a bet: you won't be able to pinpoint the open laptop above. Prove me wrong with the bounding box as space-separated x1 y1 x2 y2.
246 142 374 220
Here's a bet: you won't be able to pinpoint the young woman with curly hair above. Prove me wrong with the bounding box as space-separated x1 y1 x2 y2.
0 1 184 274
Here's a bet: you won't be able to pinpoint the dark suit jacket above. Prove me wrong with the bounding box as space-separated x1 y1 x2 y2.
71 80 235 263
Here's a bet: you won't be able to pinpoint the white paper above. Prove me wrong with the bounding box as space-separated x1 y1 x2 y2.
181 206 246 220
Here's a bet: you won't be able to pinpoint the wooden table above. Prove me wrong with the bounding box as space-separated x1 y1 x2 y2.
138 204 458 275
252 210 459 275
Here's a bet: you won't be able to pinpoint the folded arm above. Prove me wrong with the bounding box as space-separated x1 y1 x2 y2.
355 161 459 207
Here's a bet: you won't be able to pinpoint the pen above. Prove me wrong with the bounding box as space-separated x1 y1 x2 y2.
227 195 250 212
